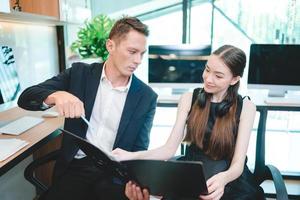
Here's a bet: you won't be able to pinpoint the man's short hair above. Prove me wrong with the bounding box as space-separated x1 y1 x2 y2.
109 16 149 42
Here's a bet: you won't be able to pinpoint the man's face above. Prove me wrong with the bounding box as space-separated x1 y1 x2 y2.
106 30 147 78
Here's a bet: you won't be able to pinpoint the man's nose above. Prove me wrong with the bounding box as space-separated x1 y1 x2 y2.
134 54 142 64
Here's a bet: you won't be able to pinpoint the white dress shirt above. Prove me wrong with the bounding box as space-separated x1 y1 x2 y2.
75 64 132 158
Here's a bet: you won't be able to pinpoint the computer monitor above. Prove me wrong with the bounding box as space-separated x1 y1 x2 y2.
148 44 211 89
0 46 20 104
247 44 300 97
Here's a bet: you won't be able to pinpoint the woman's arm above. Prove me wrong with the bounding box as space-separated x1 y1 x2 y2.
223 98 256 183
200 98 256 200
113 92 193 161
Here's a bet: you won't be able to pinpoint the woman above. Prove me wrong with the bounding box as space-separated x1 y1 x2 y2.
113 45 265 200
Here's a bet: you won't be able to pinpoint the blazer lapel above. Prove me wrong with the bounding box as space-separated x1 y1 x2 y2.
84 63 103 120
114 75 142 146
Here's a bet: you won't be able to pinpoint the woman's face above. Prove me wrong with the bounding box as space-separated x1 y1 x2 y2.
202 55 239 97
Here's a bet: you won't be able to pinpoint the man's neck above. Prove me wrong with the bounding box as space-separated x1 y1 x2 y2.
104 60 130 88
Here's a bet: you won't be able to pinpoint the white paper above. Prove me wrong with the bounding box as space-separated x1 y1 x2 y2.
0 138 29 161
0 116 44 135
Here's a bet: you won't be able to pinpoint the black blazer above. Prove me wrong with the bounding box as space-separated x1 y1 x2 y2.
18 62 157 178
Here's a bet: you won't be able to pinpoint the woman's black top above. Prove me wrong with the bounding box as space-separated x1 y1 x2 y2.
178 88 265 200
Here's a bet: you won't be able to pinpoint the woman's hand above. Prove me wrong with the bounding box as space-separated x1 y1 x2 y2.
199 172 226 200
112 148 135 161
125 181 150 200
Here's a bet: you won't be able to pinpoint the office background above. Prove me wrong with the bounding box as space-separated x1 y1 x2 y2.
0 0 300 199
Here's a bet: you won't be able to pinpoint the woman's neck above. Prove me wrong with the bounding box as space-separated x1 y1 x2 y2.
211 90 227 102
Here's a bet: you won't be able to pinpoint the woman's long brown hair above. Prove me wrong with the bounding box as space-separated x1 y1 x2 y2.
184 45 246 160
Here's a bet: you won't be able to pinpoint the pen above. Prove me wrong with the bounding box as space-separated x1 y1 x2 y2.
80 115 91 127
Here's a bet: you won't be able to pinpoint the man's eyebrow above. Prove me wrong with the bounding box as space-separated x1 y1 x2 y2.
128 47 147 54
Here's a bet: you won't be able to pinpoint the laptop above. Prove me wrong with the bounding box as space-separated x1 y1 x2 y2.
60 129 208 198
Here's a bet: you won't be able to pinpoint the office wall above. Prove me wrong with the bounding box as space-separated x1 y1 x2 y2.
0 21 60 91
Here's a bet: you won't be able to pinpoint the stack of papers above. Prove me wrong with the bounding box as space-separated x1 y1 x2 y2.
0 138 29 161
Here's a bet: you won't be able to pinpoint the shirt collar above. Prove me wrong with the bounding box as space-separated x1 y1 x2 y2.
101 62 132 92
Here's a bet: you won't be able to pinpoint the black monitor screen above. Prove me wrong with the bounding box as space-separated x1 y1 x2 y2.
248 44 300 86
148 45 211 84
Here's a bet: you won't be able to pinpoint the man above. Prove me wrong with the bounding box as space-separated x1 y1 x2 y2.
18 16 157 200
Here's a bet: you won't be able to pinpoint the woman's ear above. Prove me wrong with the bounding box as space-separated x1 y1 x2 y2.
230 76 240 86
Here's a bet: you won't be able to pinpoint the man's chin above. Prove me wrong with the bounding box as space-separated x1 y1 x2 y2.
121 71 133 77
126 70 135 75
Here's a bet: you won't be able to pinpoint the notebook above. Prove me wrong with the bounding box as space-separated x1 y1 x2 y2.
60 129 208 198
0 138 29 161
0 116 44 135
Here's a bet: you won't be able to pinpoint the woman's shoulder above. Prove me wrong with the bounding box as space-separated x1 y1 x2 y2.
180 92 193 101
239 96 256 120
178 92 193 112
241 96 256 111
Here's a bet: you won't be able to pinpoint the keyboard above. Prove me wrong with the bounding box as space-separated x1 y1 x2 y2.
264 97 300 106
158 95 181 103
0 116 44 135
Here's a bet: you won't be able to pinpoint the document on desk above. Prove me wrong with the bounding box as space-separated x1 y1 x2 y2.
0 138 29 161
0 116 44 135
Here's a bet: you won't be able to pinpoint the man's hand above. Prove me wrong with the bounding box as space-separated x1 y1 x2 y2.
45 91 85 118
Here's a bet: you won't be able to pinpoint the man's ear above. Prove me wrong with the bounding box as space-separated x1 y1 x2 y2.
106 39 114 53
230 76 240 85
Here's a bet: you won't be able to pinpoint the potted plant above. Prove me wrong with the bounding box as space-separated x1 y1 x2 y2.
70 14 115 61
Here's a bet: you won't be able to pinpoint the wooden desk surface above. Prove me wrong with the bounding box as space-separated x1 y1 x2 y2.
0 107 64 175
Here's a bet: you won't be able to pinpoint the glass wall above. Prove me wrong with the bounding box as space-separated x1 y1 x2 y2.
190 0 212 45
142 7 183 45
214 0 300 44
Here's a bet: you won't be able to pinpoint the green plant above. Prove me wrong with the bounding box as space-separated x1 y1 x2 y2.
71 14 115 61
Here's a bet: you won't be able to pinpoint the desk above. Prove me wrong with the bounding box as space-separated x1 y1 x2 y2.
0 107 64 176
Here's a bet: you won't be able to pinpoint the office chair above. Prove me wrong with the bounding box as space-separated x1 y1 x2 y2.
24 149 60 194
